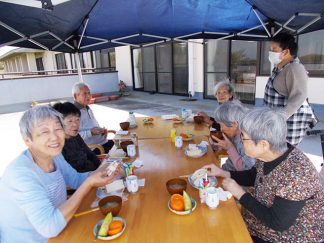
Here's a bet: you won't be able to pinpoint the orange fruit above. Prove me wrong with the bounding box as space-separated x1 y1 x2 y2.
109 221 123 230
108 220 123 236
108 226 123 236
171 194 183 202
170 194 185 211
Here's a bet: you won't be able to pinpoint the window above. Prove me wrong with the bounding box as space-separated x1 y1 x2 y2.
132 42 188 94
142 46 156 92
204 40 257 103
205 40 229 98
156 43 172 93
97 49 116 71
298 29 324 76
230 40 257 103
35 57 45 75
173 42 188 95
108 51 116 68
259 41 271 76
55 53 67 73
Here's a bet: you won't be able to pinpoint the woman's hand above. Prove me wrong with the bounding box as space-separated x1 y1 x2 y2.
86 165 120 188
211 133 234 151
222 178 245 200
202 164 230 178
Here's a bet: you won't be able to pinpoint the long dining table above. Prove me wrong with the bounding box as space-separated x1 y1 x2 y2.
49 117 252 243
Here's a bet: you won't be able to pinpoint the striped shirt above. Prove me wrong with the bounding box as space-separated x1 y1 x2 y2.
0 150 88 243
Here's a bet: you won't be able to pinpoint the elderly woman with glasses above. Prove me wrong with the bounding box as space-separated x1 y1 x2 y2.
0 106 119 243
203 108 323 242
210 100 255 171
197 80 234 130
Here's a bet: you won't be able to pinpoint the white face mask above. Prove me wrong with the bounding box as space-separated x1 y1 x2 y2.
268 51 282 65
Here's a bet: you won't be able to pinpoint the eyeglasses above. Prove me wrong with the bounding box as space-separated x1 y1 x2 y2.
240 132 252 141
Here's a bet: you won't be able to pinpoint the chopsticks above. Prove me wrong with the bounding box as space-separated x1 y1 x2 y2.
179 174 190 178
74 207 99 218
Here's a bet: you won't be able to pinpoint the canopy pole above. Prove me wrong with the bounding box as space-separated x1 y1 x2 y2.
274 14 297 36
274 21 296 33
0 20 48 50
297 15 322 33
75 52 84 82
78 17 89 49
252 7 271 37
73 40 84 83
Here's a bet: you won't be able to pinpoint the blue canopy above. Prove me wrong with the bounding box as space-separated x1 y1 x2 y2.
0 0 323 52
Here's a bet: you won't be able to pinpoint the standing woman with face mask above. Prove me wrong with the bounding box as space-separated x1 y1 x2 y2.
264 32 317 145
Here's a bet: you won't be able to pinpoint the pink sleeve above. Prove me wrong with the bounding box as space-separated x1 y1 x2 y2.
227 146 243 171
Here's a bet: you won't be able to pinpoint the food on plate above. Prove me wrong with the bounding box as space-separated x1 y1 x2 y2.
108 220 124 236
191 169 207 187
180 133 189 139
170 191 193 212
170 194 185 211
186 146 203 157
98 212 113 237
183 191 192 211
143 117 154 124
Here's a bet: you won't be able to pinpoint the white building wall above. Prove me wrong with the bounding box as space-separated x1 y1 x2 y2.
26 53 37 71
115 46 132 86
0 72 119 105
42 51 56 70
190 40 204 94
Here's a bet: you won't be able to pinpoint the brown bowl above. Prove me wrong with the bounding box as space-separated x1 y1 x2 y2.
210 131 224 142
120 140 134 153
120 122 130 131
193 115 204 124
98 195 122 216
166 178 187 195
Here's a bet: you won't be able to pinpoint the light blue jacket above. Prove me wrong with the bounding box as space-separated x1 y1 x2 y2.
0 150 88 243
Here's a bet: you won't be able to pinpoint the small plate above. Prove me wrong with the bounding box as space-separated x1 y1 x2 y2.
188 176 217 189
184 146 207 158
168 198 197 215
180 134 194 141
93 217 126 240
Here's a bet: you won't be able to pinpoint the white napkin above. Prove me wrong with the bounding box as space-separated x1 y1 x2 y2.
132 159 143 168
161 114 178 120
116 130 129 135
138 178 145 187
105 179 125 193
216 187 232 201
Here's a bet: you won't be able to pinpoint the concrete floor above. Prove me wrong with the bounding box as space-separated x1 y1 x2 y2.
0 91 323 176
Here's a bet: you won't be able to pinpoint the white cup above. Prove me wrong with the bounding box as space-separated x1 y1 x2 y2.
175 136 183 148
126 175 139 193
205 187 219 209
127 144 136 157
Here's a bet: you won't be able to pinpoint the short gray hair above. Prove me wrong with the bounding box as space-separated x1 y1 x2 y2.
214 80 234 97
72 82 90 96
239 107 287 152
214 100 247 127
19 106 63 140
